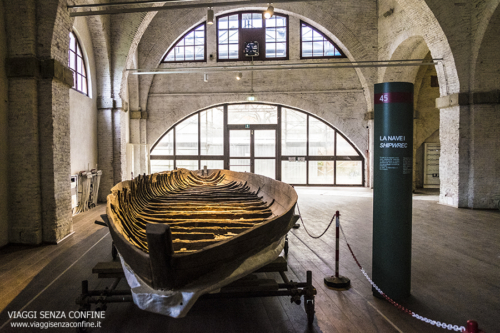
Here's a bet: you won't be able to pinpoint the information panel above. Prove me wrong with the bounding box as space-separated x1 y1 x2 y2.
372 82 413 300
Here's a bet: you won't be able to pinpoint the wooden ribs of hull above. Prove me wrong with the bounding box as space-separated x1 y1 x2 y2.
106 169 297 290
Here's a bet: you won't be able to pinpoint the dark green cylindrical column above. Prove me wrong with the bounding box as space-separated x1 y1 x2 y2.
372 82 413 300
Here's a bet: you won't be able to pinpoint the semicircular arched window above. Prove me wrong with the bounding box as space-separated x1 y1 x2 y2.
68 31 88 95
162 23 206 63
300 21 346 59
150 103 364 186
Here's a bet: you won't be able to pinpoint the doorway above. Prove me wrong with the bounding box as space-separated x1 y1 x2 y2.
229 128 277 179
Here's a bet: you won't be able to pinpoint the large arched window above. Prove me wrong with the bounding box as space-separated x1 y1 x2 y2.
300 21 346 59
68 31 88 95
150 103 364 186
162 23 206 63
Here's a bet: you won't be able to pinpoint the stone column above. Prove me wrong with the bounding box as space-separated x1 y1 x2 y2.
436 91 500 209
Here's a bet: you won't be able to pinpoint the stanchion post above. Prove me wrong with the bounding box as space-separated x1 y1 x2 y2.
324 211 350 289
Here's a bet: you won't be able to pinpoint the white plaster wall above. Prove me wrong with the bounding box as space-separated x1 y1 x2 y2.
0 2 9 247
70 17 98 175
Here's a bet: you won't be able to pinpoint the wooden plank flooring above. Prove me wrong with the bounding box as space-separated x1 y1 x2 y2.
0 187 499 332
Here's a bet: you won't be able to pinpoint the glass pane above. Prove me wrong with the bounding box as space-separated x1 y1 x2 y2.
336 161 362 185
151 160 174 173
281 108 307 155
176 160 199 170
195 46 204 60
266 43 276 57
185 31 195 45
228 104 277 124
276 27 286 42
302 25 312 41
255 159 275 179
302 42 313 57
309 117 334 155
77 74 82 91
266 17 275 27
152 131 174 156
175 46 184 60
312 30 323 41
230 159 250 173
230 130 250 157
77 57 82 73
276 16 286 27
82 78 87 94
228 15 239 29
255 130 275 157
165 51 175 61
309 161 334 184
335 49 342 56
200 107 224 155
313 41 323 57
176 114 198 155
324 41 335 56
229 44 239 59
276 43 286 57
229 30 238 43
219 30 229 44
218 16 228 29
219 44 228 59
184 46 194 60
337 134 358 155
69 32 76 52
69 52 76 70
281 161 306 184
242 13 252 28
266 28 276 42
195 28 204 43
252 13 263 28
200 160 224 170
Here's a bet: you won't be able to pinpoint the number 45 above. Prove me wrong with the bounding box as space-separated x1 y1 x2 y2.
379 94 388 102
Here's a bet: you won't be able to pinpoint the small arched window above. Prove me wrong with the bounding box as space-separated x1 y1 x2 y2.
300 22 346 59
68 31 88 95
162 23 206 63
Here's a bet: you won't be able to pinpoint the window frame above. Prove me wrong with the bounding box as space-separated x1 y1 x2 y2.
161 23 207 63
216 11 289 62
68 31 89 96
150 102 364 186
300 21 347 60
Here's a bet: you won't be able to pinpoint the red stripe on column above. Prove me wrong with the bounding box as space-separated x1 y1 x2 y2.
374 92 413 104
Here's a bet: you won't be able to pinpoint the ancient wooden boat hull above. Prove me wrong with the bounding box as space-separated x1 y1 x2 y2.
106 169 298 299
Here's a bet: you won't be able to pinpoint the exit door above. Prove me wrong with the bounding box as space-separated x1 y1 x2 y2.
229 129 276 179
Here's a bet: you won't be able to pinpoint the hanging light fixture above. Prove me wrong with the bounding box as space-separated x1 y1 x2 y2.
263 4 274 19
207 7 214 25
236 72 242 80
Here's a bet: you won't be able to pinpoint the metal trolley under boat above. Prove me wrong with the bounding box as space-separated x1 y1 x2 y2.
77 168 316 324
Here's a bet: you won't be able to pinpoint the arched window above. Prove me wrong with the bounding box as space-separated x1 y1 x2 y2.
162 23 206 62
150 103 364 186
68 31 88 95
300 22 346 59
217 12 288 61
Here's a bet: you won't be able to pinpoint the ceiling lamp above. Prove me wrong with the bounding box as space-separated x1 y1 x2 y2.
263 4 274 19
236 72 242 80
207 8 214 25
